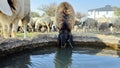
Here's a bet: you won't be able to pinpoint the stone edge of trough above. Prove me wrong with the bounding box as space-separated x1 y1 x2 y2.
0 35 120 58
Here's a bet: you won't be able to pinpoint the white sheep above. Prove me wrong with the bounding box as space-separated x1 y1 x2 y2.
27 17 40 32
0 0 30 38
18 18 35 32
35 16 52 32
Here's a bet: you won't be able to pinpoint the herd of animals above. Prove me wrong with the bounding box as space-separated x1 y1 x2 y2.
18 15 115 34
0 0 75 48
0 0 118 48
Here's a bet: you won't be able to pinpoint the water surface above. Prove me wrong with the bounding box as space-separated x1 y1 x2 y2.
0 47 120 68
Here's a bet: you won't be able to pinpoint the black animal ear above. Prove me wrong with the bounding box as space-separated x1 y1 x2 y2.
7 0 16 10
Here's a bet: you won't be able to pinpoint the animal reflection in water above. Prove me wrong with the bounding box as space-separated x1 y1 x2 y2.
56 2 75 48
54 48 72 68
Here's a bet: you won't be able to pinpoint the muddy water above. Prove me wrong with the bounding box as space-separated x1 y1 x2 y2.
0 47 120 68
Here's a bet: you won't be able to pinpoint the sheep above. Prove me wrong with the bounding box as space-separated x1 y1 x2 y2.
56 2 75 48
98 22 109 32
80 18 98 32
73 18 81 32
35 16 52 32
27 17 40 32
0 0 30 38
18 18 36 32
98 22 114 33
17 20 24 32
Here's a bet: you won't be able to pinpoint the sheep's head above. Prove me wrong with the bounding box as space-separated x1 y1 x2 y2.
58 30 69 48
57 29 73 48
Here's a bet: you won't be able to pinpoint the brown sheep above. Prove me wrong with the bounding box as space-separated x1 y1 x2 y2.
56 2 75 48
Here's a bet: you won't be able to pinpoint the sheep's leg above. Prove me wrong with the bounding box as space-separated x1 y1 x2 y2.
22 13 30 38
21 20 28 39
8 24 12 37
35 22 39 32
45 22 50 32
30 24 34 32
2 25 8 38
23 23 27 39
1 26 3 37
12 20 18 38
46 24 50 32
36 25 40 32
31 26 34 32
28 24 33 32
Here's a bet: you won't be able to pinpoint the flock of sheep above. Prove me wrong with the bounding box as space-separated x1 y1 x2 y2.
23 16 56 33
0 0 117 39
0 0 70 39
0 0 55 39
74 18 114 33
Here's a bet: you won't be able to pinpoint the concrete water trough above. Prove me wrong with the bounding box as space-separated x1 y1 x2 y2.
0 33 120 58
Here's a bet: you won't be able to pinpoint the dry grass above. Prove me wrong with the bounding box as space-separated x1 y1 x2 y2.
16 32 59 39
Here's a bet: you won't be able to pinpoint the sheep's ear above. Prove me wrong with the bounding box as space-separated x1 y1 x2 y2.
0 0 13 16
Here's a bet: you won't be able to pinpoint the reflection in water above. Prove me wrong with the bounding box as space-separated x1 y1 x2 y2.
54 48 72 68
0 53 30 68
1 47 120 68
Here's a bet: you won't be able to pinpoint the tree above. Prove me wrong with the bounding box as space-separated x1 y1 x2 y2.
30 12 40 17
113 7 120 17
38 3 57 17
75 12 86 19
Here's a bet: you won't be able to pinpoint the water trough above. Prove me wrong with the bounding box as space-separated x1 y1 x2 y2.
0 33 120 58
